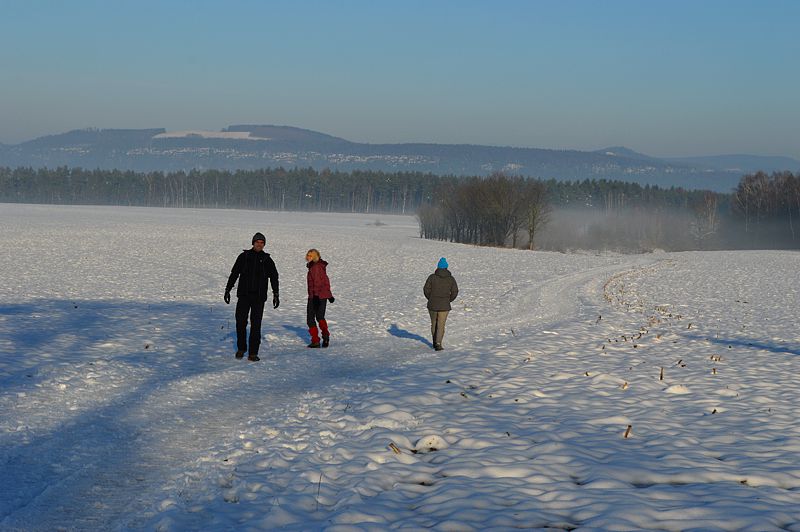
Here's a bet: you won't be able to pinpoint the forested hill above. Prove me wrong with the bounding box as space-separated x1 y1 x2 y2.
3 125 796 191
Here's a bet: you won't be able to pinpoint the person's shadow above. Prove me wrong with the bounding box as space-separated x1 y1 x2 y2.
388 323 432 348
282 324 309 342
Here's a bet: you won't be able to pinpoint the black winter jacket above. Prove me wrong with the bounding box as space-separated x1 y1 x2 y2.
424 268 459 311
226 249 279 302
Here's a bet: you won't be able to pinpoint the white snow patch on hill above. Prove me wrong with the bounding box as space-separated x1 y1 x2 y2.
153 130 270 140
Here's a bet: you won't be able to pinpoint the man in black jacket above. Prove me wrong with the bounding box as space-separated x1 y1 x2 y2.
225 232 280 361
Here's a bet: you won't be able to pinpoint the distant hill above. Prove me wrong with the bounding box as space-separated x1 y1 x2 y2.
18 128 166 150
2 125 796 191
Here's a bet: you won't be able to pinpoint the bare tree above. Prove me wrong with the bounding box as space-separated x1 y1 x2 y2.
776 171 798 241
690 191 720 247
523 180 551 250
481 174 524 246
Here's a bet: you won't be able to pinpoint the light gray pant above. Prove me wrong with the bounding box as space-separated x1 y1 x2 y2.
429 310 449 347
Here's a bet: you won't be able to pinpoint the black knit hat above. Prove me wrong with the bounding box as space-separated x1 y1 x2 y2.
252 232 266 244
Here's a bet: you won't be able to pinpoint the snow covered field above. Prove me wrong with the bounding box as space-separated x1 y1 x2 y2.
1 203 799 531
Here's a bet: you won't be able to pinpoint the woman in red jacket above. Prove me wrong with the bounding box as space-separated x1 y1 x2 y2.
306 248 334 348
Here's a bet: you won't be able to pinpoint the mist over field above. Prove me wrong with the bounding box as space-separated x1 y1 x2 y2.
536 208 793 253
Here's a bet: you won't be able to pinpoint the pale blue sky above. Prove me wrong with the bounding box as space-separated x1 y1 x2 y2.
1 0 798 158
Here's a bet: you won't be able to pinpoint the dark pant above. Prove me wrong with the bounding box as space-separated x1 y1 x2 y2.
236 295 265 355
306 298 327 328
429 310 449 347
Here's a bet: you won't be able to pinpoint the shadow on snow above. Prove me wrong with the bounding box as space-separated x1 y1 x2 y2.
0 298 418 528
387 323 433 348
283 324 310 342
684 332 800 357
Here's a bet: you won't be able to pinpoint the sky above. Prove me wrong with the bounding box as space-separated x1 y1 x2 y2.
1 0 798 158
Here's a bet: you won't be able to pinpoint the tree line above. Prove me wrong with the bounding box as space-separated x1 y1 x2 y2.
0 166 441 214
733 171 800 241
0 165 728 217
1 165 797 251
418 171 800 251
417 174 551 249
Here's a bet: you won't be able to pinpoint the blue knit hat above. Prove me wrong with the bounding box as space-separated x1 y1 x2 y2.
437 257 448 269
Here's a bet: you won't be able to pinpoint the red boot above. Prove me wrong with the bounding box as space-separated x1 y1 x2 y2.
308 326 320 348
319 320 330 348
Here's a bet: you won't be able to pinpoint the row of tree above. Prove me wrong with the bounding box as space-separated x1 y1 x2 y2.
418 171 800 251
1 165 797 250
1 165 729 218
417 175 551 249
733 171 800 240
0 166 441 214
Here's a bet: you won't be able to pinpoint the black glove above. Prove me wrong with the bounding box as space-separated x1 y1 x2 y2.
328 297 335 303
273 294 280 309
224 290 231 304
312 296 320 304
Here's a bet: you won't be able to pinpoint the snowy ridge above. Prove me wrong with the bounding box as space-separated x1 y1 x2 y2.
153 130 271 141
1 205 799 530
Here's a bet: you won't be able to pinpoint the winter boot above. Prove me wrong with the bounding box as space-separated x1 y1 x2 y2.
308 326 321 348
247 353 260 361
235 350 245 359
320 320 330 348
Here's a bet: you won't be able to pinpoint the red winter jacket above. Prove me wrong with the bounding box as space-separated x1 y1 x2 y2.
307 260 333 299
